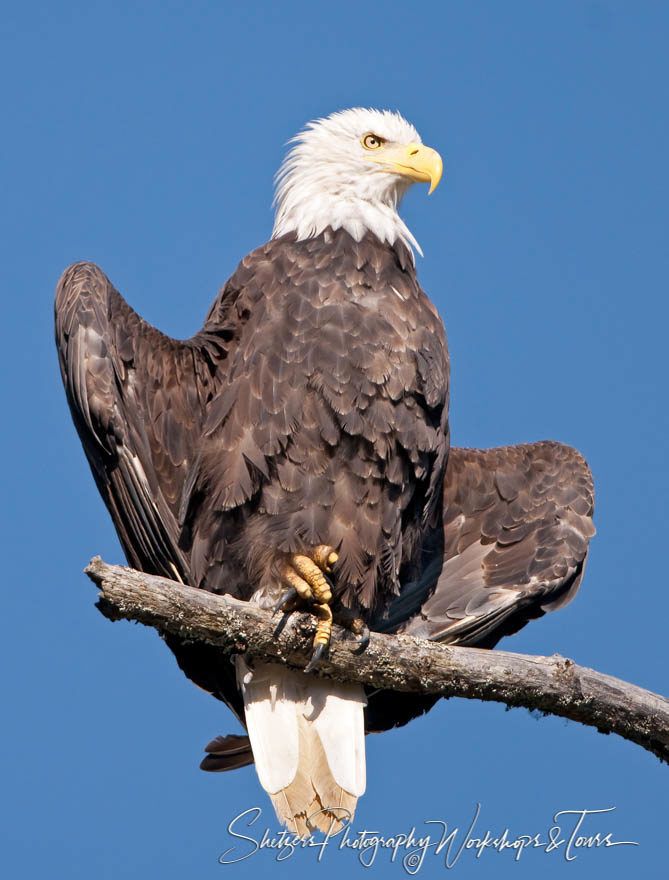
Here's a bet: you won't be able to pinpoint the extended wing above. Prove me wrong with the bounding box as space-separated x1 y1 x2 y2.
55 261 208 583
55 262 250 710
360 440 594 733
395 441 595 647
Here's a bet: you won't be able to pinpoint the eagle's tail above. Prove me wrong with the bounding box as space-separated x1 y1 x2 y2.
236 658 366 835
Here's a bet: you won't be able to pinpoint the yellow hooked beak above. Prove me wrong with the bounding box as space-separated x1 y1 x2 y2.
368 142 443 194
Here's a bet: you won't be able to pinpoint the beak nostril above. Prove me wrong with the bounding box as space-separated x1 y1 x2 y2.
409 148 419 156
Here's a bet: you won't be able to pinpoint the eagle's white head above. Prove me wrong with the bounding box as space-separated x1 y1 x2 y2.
272 108 442 257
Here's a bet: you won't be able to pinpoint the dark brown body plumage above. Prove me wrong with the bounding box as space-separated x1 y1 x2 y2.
181 228 449 612
55 227 594 761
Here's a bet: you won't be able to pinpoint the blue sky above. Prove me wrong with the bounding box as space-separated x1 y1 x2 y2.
2 1 668 877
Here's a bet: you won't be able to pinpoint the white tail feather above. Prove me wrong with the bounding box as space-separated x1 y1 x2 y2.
237 658 366 834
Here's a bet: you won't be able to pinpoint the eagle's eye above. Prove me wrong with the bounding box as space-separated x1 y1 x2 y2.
362 133 384 151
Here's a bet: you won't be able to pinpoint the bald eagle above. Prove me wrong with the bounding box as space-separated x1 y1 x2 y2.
55 108 594 834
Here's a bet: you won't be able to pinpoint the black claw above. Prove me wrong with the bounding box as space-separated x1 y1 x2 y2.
304 642 327 674
272 587 297 616
352 624 370 654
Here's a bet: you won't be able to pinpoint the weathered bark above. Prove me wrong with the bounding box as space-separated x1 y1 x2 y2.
86 556 669 764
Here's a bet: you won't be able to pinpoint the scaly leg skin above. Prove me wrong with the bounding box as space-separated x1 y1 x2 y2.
272 545 347 672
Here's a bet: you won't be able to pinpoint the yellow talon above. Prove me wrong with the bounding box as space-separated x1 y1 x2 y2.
313 603 333 647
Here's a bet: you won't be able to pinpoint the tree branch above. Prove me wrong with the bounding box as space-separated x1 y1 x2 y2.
85 557 669 763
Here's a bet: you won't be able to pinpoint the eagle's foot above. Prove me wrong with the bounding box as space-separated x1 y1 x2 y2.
274 546 338 671
277 546 337 606
332 607 371 653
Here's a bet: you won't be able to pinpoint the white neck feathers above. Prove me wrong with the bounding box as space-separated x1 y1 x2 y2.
272 189 422 257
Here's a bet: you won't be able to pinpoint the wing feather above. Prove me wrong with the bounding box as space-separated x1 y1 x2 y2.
383 441 594 647
55 261 203 582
